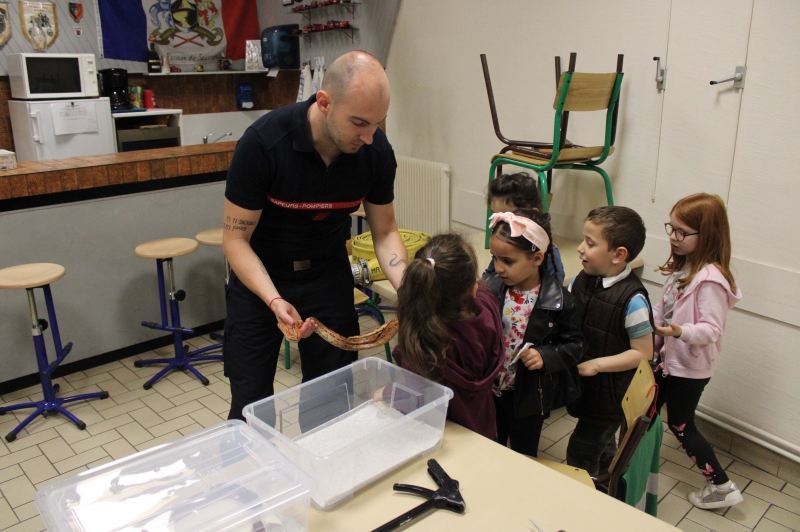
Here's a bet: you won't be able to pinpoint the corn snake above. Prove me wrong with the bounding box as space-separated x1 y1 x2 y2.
278 317 399 351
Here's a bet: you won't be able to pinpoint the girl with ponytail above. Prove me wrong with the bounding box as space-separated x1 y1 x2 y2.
393 233 505 440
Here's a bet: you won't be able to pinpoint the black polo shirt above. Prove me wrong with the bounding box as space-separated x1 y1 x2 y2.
225 95 397 262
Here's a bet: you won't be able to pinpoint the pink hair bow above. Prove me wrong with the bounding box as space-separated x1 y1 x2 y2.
489 212 550 252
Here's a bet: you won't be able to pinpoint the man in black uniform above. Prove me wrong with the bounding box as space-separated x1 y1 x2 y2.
223 51 407 421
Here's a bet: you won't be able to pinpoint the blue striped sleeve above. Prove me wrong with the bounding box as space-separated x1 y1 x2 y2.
625 294 653 339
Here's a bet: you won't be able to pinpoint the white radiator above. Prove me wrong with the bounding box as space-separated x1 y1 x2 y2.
393 155 450 235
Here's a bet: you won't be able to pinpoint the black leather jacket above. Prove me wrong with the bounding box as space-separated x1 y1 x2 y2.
484 270 586 418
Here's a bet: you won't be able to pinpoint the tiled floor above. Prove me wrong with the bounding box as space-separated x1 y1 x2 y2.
0 314 798 532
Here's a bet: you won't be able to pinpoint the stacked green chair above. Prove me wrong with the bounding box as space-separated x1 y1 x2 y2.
481 53 624 247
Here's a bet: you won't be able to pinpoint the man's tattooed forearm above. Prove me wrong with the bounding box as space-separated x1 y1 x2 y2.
257 259 269 277
224 215 257 232
389 254 407 268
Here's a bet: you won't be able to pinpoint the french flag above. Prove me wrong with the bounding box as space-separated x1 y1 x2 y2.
98 0 259 62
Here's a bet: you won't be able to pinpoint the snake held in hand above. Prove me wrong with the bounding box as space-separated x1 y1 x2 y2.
278 317 399 351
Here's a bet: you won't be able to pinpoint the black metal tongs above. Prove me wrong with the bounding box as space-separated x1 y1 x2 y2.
371 459 466 532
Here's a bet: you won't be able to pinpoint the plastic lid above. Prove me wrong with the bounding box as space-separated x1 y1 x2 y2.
35 421 312 532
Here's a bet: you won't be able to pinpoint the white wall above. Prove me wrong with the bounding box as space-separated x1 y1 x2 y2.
181 111 268 146
386 0 800 452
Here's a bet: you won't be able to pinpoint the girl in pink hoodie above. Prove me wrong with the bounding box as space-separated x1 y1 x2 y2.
654 193 743 511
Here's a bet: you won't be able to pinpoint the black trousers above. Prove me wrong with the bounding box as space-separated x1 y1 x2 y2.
494 390 547 456
223 248 359 422
566 420 619 477
655 370 729 485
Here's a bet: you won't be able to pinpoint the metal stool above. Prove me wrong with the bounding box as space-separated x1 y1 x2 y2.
134 238 222 389
195 228 227 350
0 263 109 442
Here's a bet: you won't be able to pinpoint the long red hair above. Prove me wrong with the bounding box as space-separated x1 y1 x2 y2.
658 193 736 291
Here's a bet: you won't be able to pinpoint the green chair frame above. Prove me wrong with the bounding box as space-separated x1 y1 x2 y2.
481 53 624 248
282 292 393 369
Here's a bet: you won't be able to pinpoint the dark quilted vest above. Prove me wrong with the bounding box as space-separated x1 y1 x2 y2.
567 271 651 425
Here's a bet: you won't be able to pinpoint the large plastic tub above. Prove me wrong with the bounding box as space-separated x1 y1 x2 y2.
35 420 312 532
243 357 453 510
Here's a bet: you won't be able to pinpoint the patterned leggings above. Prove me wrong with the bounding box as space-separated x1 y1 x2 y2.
655 371 729 485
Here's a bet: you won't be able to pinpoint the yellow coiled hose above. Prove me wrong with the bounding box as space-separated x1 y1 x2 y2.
351 230 430 282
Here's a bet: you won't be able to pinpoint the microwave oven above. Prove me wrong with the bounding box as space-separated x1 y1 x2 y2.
7 53 99 99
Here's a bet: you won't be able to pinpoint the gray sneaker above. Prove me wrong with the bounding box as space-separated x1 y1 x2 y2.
688 481 744 509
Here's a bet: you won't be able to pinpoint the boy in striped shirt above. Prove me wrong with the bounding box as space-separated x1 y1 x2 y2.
565 206 655 477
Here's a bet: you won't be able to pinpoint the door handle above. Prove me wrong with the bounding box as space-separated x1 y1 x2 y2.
710 65 746 89
30 111 43 143
653 57 666 90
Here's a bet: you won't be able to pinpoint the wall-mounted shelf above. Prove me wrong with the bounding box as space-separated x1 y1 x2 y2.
144 70 266 76
288 27 359 43
289 1 360 20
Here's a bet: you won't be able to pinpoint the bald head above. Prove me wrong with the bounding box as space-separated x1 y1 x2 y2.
321 51 389 103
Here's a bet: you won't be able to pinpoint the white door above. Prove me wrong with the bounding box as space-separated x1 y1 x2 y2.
29 98 116 160
708 0 800 451
640 0 754 276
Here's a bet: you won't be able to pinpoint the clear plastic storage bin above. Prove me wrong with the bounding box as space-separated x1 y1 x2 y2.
35 420 312 532
243 358 454 510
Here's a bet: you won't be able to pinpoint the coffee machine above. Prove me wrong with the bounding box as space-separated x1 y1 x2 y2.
97 68 132 110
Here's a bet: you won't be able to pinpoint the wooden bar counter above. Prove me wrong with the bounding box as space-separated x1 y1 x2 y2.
0 142 236 203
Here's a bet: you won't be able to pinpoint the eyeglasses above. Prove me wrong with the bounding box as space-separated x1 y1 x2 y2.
664 223 699 242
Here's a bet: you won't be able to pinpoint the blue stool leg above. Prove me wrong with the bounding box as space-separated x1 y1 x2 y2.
3 406 46 442
1 286 107 442
40 286 107 422
356 296 393 364
136 258 221 389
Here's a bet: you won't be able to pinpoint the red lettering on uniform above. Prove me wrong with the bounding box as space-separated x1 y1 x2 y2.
267 195 365 210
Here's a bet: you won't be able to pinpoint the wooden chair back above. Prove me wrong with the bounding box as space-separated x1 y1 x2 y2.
554 72 621 112
609 359 656 473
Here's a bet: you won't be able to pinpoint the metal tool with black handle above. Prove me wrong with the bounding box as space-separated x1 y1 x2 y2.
371 459 465 532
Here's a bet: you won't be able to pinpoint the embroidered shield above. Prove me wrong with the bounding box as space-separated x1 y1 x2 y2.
0 3 11 47
69 1 82 23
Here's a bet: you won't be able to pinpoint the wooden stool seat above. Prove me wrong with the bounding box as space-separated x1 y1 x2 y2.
353 287 369 306
0 263 65 289
135 238 198 259
196 228 223 247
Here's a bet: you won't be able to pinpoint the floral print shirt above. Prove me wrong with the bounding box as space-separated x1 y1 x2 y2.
493 285 540 396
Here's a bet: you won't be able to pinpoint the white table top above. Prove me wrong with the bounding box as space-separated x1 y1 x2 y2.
309 421 677 531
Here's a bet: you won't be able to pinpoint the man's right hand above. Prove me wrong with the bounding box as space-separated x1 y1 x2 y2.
272 299 318 338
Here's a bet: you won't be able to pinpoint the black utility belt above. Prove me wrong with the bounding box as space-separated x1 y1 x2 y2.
292 260 311 271
262 254 342 272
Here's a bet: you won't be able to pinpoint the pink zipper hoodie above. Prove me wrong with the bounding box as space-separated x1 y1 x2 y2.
654 263 742 379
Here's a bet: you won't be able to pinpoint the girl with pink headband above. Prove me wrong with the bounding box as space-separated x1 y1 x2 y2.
483 209 586 455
